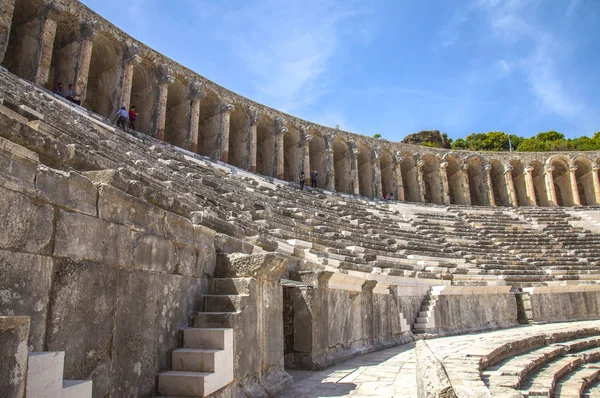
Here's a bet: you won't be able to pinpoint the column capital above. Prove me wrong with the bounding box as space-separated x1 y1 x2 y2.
546 166 555 173
593 165 600 172
570 165 578 173
220 103 235 114
189 81 204 100
393 151 404 164
372 146 381 160
417 160 424 168
275 118 287 135
80 21 96 40
123 54 141 66
484 164 492 171
524 165 534 173
460 163 469 171
44 2 63 20
156 65 174 85
440 161 448 170
505 164 514 174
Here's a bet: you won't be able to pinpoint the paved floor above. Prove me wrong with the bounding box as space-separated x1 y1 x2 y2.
277 343 417 398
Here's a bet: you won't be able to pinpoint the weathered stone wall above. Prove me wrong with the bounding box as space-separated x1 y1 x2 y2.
431 287 518 334
0 136 215 397
526 286 600 323
283 277 414 370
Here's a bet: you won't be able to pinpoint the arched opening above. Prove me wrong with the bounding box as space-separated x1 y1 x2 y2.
308 131 326 189
2 0 46 81
357 143 373 198
283 126 301 182
380 149 394 198
84 33 122 117
46 12 81 90
489 160 510 207
400 153 419 202
444 154 466 205
510 160 526 207
164 78 189 148
466 156 486 206
256 116 276 177
198 89 221 159
130 60 154 134
574 157 595 206
333 139 351 194
549 156 573 206
228 105 249 170
530 161 546 207
422 154 442 204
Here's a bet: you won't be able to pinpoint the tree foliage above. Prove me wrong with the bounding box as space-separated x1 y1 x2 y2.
446 131 600 152
373 133 382 139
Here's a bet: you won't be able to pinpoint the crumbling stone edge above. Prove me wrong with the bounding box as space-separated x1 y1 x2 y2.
415 340 458 398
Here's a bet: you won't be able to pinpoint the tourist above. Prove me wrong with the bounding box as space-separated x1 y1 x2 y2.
52 82 64 97
129 105 138 130
114 106 128 129
298 171 305 190
65 84 81 105
311 170 318 188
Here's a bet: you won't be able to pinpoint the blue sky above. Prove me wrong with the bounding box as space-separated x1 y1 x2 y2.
81 0 600 141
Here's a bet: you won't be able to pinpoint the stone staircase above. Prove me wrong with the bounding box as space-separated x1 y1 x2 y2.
26 351 93 398
156 278 247 396
412 286 444 333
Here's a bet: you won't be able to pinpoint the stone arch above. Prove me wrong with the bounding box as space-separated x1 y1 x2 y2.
228 105 249 170
130 60 155 134
489 160 510 207
380 149 394 198
333 139 351 194
256 115 276 177
443 153 467 205
400 153 419 202
422 154 443 204
2 0 47 80
573 156 594 205
465 155 487 206
46 12 81 90
84 32 123 117
357 143 374 198
283 126 301 183
528 161 545 207
197 89 221 158
547 155 574 206
309 130 326 189
164 77 189 148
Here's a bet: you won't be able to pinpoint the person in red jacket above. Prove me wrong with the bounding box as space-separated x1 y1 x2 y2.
128 105 138 130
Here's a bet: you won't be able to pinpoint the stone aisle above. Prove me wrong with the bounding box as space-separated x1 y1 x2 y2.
278 343 417 398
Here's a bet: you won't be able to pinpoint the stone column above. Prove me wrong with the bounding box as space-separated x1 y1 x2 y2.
153 68 173 141
218 103 235 163
118 55 140 109
569 165 581 206
461 164 471 205
74 24 94 101
188 81 204 152
524 166 537 206
416 160 425 202
485 164 495 206
504 165 518 207
393 152 404 201
593 165 600 205
274 119 287 179
545 166 558 206
0 0 16 65
247 113 258 172
349 140 360 195
439 161 450 205
33 7 61 86
300 127 312 180
372 147 382 198
325 133 335 191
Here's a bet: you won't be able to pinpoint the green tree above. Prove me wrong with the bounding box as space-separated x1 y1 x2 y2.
373 133 382 139
451 138 469 150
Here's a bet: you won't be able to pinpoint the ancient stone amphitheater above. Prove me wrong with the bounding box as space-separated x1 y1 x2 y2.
2 1 600 397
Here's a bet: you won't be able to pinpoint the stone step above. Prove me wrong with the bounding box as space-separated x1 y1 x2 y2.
158 371 214 396
61 380 93 398
204 295 248 312
26 352 65 398
191 312 240 329
210 278 254 295
172 348 222 372
555 365 600 398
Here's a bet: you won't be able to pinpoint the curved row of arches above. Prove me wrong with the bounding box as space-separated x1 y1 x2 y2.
1 0 599 207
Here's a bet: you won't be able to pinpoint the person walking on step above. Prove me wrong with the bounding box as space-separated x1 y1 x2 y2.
128 105 138 130
311 170 318 188
65 84 81 105
298 171 306 190
114 106 128 129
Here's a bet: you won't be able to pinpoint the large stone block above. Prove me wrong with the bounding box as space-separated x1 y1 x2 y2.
0 316 29 398
164 211 194 244
98 184 164 236
0 186 53 254
54 210 134 268
132 233 175 273
45 259 117 398
0 135 39 194
0 250 53 351
261 280 285 371
194 225 217 277
216 253 289 281
110 269 158 397
36 166 97 216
